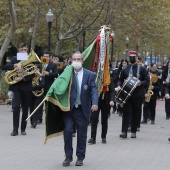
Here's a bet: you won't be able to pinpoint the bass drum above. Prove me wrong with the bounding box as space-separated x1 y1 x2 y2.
116 76 139 107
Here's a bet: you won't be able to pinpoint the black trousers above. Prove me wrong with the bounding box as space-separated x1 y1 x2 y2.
165 98 170 118
122 96 141 133
137 97 144 128
36 94 44 121
90 100 110 139
12 90 31 131
29 93 43 124
143 99 156 121
63 106 88 159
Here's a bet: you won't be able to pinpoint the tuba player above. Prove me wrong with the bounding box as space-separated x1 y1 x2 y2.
3 42 34 136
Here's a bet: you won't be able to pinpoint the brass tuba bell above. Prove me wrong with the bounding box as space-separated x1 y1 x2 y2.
4 50 41 85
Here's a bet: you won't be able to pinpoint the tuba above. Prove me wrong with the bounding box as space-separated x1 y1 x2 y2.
145 76 158 102
4 50 41 85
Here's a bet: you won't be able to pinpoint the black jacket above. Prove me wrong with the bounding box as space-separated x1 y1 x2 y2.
44 62 58 93
99 79 115 108
118 64 149 97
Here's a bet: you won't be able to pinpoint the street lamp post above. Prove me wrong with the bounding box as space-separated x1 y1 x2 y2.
46 9 54 53
28 27 33 53
126 36 129 59
110 31 115 62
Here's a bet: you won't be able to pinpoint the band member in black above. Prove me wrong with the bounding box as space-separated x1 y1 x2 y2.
117 51 149 138
117 59 129 116
30 63 45 128
162 62 170 119
37 52 58 123
141 67 160 124
110 61 120 114
88 79 115 144
3 42 34 136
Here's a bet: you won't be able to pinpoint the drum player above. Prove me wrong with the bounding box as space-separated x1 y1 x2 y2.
117 51 149 139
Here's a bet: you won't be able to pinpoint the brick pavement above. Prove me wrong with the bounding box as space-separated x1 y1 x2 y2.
0 100 170 170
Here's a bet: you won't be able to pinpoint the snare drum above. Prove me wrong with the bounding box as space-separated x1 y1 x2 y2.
115 77 139 107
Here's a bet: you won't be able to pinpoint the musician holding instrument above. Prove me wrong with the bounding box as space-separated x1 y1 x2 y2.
141 67 160 124
3 42 36 136
36 51 58 124
29 63 45 128
117 51 149 139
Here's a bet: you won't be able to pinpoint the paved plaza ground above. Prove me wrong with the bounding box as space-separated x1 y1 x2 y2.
0 100 170 170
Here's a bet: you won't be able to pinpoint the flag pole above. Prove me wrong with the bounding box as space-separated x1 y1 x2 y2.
26 98 46 122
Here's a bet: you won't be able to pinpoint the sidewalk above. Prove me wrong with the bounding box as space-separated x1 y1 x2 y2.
0 101 170 170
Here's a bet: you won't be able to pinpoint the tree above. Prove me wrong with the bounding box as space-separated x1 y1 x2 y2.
0 0 17 66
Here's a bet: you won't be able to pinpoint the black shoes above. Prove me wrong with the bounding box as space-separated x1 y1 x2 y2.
62 156 73 167
131 133 136 138
11 130 18 136
75 158 83 166
11 130 26 136
31 123 37 128
102 138 106 144
21 131 26 135
119 132 127 138
137 127 140 132
151 120 155 124
168 137 170 141
141 119 147 124
88 138 96 144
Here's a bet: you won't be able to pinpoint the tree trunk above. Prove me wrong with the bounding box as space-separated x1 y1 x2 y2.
0 0 17 66
55 41 62 55
31 0 41 50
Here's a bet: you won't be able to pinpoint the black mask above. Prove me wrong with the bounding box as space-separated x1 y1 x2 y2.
129 57 136 64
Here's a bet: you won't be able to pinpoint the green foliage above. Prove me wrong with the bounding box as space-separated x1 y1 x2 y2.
0 0 170 59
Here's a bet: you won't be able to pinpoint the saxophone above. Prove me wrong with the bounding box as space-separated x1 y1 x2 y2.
145 76 158 102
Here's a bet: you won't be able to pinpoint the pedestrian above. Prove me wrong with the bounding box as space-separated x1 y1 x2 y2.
62 51 98 166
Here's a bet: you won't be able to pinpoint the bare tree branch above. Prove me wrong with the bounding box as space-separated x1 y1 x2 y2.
0 0 17 66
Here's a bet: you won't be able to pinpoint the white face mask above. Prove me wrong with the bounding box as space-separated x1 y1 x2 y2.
72 61 82 69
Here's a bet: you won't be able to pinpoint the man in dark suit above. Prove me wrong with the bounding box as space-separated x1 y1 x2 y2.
3 42 34 136
62 51 98 167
